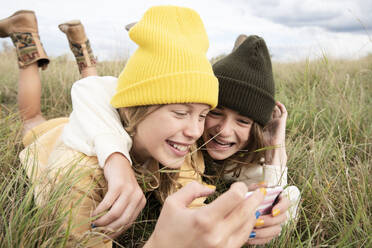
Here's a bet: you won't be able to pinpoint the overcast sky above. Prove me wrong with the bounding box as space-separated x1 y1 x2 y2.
1 0 371 62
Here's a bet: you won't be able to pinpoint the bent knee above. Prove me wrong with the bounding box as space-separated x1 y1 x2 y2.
22 114 46 137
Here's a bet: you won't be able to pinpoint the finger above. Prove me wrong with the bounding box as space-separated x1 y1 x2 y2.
126 196 146 227
222 189 263 232
272 195 290 217
247 182 267 191
223 188 267 247
254 212 287 228
166 181 215 208
108 195 146 239
272 105 281 118
94 193 130 226
252 224 282 239
92 189 119 217
106 191 144 230
276 101 287 117
226 217 256 248
106 192 145 236
204 182 248 220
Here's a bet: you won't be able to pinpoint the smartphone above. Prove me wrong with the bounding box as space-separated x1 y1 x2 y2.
245 186 283 215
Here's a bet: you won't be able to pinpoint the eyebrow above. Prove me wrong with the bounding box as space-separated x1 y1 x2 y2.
180 103 210 112
219 105 252 121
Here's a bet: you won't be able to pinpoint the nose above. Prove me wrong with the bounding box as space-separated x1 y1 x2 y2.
184 118 204 140
216 118 234 137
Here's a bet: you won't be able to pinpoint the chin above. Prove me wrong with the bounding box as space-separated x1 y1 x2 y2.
159 157 185 169
206 150 225 160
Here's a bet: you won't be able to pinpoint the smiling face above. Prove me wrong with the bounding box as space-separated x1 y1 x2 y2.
202 107 253 160
132 103 210 168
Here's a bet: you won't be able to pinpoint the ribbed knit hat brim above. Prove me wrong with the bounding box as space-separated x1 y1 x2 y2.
218 76 275 125
111 71 218 108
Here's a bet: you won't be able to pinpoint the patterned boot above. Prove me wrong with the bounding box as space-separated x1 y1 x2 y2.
232 34 248 52
58 20 96 73
0 10 49 69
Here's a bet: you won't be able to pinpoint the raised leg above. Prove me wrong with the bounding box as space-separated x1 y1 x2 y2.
18 63 46 135
59 20 97 78
0 10 49 69
0 10 48 135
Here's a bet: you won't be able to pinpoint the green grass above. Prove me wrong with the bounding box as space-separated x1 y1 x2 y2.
1 47 371 247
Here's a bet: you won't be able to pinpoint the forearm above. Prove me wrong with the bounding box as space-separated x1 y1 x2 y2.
95 133 132 167
266 146 287 166
62 76 133 167
263 164 287 187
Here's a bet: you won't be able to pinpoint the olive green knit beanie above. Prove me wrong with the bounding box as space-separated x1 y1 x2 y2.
212 35 275 126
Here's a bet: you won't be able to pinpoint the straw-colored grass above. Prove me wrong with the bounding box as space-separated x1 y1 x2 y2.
0 46 371 247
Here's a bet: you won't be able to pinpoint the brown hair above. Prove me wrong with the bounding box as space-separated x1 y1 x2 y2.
203 121 268 181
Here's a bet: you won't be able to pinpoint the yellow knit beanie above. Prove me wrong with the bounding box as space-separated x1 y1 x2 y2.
110 6 218 109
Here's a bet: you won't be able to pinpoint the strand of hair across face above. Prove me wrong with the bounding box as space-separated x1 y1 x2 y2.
198 144 283 152
149 132 284 173
163 129 224 168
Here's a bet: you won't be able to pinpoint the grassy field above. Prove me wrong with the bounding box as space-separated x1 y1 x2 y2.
0 46 371 247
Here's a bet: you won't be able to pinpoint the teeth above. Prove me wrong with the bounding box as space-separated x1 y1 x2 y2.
214 138 230 146
170 143 189 152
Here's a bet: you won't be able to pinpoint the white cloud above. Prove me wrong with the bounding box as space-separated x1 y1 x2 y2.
0 0 371 62
243 0 371 32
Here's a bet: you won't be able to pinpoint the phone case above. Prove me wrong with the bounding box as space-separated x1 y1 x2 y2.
245 186 283 214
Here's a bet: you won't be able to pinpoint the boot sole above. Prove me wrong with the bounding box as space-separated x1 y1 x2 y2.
58 20 81 33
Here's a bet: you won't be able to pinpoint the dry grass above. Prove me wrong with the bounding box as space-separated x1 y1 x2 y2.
0 47 371 247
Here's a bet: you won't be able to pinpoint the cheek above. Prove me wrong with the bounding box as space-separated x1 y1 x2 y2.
198 121 205 135
136 120 163 149
237 127 251 146
143 118 180 145
205 117 219 130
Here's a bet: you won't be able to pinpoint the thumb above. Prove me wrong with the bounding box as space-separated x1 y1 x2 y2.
169 181 215 207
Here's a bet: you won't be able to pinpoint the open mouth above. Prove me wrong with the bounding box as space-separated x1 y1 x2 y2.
208 135 235 149
166 140 190 155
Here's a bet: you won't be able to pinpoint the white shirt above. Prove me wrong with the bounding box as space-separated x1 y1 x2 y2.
62 76 132 168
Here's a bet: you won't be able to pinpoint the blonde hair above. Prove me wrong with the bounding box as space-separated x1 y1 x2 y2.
118 106 200 203
118 106 158 135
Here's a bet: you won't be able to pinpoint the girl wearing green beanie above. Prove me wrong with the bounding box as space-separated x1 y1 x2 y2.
68 32 301 245
202 35 300 245
2 6 269 248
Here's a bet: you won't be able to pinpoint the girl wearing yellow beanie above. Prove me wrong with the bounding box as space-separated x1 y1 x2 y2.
66 32 299 246
4 5 241 247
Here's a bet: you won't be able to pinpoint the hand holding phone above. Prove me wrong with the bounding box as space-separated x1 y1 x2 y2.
245 186 283 214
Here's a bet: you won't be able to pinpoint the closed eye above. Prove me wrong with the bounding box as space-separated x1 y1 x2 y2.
208 110 222 116
174 111 187 117
199 114 207 121
238 119 252 125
